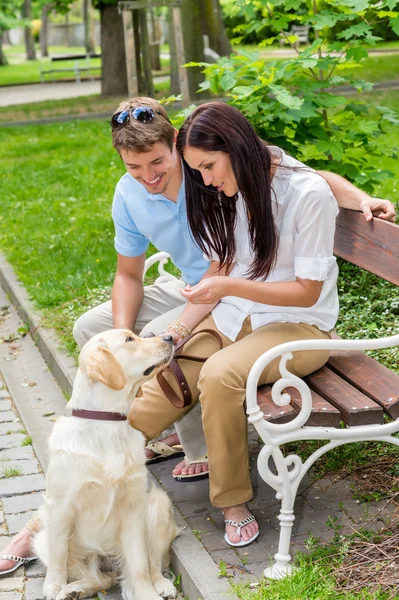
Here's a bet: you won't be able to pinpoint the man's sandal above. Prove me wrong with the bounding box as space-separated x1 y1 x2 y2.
145 441 184 464
224 515 259 547
0 555 37 576
172 454 209 482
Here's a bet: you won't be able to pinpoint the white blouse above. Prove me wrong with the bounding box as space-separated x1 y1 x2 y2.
209 147 339 341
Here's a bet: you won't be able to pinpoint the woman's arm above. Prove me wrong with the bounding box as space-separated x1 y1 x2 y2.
317 171 396 222
165 260 227 342
181 276 323 308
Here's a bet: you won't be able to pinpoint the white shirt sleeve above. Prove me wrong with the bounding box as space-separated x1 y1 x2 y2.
294 179 339 281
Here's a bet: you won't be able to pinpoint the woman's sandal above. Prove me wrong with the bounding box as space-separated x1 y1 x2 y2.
0 555 37 576
224 515 259 547
172 454 209 482
145 441 185 464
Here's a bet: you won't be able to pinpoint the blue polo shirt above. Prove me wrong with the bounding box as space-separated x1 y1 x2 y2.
112 172 210 285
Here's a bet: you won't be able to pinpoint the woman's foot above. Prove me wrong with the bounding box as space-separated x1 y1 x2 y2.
223 504 259 547
0 527 34 574
145 433 182 461
172 457 209 481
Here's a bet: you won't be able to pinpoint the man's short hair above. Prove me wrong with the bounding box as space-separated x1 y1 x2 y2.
111 97 175 154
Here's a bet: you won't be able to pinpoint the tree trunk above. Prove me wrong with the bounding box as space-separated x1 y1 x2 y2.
139 9 154 97
201 0 231 57
100 3 128 97
40 3 53 58
181 0 206 99
167 8 179 95
133 10 145 94
150 10 161 71
83 0 95 54
22 0 36 61
0 32 7 66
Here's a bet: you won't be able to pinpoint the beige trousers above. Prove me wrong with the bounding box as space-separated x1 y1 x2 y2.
73 279 207 461
129 314 331 508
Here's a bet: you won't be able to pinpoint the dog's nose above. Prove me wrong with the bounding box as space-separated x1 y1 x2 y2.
162 335 173 344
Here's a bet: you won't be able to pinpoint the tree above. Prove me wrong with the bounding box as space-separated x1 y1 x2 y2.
83 0 95 54
0 0 23 66
93 0 128 97
201 0 231 56
22 0 36 60
193 0 399 193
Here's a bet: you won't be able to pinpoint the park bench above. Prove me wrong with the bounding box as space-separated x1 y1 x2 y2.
39 53 101 84
145 209 399 579
279 25 310 48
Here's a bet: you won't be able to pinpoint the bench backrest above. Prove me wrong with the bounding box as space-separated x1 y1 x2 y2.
334 209 399 286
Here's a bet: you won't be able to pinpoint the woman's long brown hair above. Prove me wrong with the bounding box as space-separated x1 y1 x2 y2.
176 102 278 280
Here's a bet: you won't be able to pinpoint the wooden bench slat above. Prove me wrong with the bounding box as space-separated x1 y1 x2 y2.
257 385 341 427
257 386 298 424
334 209 399 285
327 351 399 419
305 366 384 426
284 386 341 427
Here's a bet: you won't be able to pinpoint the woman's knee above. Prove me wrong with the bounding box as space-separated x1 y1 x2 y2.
198 354 245 404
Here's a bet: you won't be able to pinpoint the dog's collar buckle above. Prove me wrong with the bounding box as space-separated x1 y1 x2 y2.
71 409 127 421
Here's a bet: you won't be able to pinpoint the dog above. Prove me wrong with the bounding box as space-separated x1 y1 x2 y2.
34 329 179 600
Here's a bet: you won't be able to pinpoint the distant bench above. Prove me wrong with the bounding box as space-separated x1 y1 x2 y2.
39 53 102 84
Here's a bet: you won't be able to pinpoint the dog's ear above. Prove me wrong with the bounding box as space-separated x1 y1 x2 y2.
85 346 127 390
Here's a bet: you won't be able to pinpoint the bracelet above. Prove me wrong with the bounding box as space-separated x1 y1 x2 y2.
166 320 192 340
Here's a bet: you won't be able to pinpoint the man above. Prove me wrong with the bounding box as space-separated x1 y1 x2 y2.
0 97 395 574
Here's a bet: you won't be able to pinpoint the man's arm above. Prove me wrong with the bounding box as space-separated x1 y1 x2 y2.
112 253 146 330
317 170 396 222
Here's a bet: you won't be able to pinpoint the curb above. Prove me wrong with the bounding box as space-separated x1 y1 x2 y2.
0 250 233 600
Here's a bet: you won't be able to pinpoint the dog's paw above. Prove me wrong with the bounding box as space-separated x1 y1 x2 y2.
43 581 64 600
153 577 177 599
56 591 80 600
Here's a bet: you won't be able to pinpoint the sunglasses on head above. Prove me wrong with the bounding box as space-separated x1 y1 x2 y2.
109 106 171 131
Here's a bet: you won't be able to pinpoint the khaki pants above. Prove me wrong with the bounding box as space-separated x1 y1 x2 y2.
129 315 331 508
73 279 207 461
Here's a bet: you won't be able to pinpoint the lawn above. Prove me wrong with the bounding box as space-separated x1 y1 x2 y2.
0 95 122 124
0 43 169 86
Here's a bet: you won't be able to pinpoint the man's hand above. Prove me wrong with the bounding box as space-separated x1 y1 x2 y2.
360 197 396 222
181 277 229 305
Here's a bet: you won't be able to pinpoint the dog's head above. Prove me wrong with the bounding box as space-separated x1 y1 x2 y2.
79 329 174 391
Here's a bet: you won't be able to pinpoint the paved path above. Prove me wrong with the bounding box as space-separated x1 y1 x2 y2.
0 82 101 107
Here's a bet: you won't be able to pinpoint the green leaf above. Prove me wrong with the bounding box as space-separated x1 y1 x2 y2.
385 0 398 9
391 15 399 35
269 84 303 110
231 86 255 97
338 22 371 40
219 71 237 91
316 141 344 161
346 47 369 62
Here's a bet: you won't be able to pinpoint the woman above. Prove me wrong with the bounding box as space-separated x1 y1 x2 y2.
129 102 338 547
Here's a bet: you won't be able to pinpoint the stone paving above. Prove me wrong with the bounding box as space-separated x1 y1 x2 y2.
149 430 397 583
0 373 47 600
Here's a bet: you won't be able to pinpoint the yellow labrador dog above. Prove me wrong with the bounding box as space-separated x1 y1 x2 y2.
34 329 179 600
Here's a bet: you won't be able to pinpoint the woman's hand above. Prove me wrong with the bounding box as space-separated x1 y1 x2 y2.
181 277 230 304
359 197 396 222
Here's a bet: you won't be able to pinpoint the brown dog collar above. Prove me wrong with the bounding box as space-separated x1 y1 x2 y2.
71 409 127 421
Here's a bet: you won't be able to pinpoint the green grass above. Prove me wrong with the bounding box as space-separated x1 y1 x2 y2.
0 95 124 124
0 56 102 86
21 436 33 446
0 43 169 86
232 547 392 599
1 465 23 478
